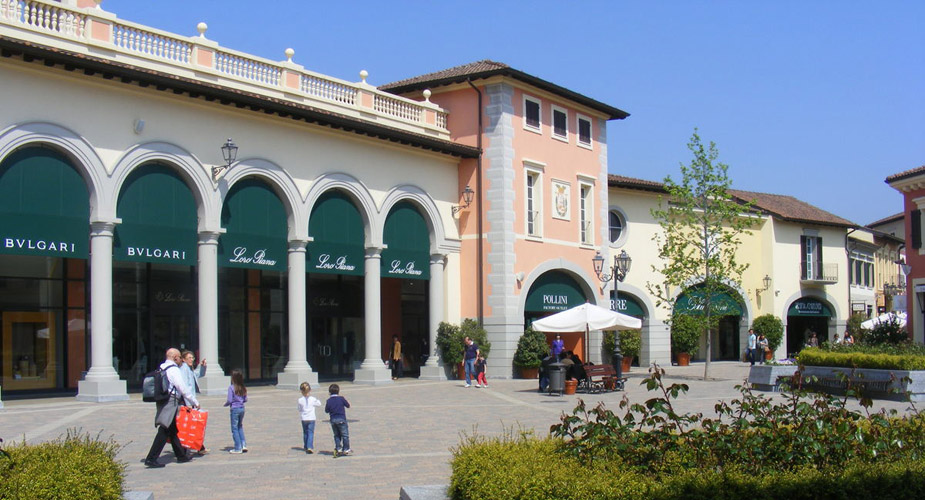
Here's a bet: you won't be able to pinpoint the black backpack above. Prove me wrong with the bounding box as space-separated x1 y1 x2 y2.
142 364 177 403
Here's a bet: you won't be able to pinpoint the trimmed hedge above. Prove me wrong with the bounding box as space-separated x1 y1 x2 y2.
798 347 925 370
450 437 925 500
0 430 125 500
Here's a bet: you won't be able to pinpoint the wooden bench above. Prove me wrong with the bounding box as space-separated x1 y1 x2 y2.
582 364 626 393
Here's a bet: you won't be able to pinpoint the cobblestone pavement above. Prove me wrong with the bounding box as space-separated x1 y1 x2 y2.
0 362 916 500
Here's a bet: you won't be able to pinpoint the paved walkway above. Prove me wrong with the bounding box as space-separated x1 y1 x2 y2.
0 362 914 500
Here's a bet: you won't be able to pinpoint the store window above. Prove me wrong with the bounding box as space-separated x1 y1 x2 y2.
525 164 543 238
800 235 823 280
579 183 593 245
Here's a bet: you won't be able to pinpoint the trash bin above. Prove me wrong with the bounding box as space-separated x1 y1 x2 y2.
547 362 565 396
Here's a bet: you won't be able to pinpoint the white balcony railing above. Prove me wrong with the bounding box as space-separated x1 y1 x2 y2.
800 262 838 284
0 0 449 138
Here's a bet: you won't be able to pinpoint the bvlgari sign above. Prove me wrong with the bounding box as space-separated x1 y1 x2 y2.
126 246 188 261
4 237 77 254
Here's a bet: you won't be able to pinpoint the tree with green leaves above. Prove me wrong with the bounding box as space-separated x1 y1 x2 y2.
647 130 754 379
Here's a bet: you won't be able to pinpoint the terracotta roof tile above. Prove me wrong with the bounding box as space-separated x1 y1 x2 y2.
867 212 903 227
607 174 666 192
886 165 925 183
380 60 629 120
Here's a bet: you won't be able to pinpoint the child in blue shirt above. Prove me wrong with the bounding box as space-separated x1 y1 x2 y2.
324 383 351 457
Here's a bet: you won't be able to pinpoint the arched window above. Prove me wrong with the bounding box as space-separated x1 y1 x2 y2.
609 210 625 244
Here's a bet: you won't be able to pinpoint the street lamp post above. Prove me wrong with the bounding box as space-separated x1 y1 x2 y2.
592 250 632 380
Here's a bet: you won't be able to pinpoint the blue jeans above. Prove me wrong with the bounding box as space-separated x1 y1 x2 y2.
230 407 246 452
301 420 316 450
464 358 476 384
330 419 350 452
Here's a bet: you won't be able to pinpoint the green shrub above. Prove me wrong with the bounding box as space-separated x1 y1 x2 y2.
752 314 783 351
864 315 910 345
437 319 491 365
513 326 548 368
798 347 925 370
0 430 125 500
603 329 641 360
670 313 700 353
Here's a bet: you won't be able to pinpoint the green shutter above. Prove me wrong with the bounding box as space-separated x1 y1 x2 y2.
0 147 89 258
525 271 587 312
382 201 429 280
307 191 364 276
114 163 197 265
675 287 743 316
219 178 287 271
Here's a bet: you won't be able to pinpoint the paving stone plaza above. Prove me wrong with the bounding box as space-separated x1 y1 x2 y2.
0 362 914 500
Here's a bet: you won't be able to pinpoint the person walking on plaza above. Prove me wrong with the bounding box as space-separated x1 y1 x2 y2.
747 329 758 366
757 333 769 364
179 349 208 455
551 334 564 358
390 334 403 380
144 347 196 468
474 353 488 388
224 369 248 454
297 382 322 454
463 336 479 388
325 383 351 457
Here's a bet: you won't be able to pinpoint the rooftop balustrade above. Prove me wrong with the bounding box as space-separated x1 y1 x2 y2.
0 0 449 139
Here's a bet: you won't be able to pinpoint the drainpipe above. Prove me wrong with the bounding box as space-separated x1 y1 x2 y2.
467 78 484 327
845 227 858 324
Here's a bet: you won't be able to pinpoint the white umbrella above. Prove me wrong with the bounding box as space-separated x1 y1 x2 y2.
532 302 642 360
861 311 907 330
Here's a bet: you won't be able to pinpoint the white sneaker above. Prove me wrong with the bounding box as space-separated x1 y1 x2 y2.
229 449 243 454
464 383 470 388
475 383 482 388
342 449 353 455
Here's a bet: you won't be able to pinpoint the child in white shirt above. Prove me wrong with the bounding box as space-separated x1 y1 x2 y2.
298 382 322 454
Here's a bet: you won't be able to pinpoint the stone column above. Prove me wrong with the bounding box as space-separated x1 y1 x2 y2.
420 253 447 380
277 239 317 389
354 246 391 384
77 221 128 402
195 231 228 395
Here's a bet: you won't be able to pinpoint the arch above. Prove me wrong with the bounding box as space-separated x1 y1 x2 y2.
0 122 107 222
781 290 842 322
609 282 655 319
378 185 456 254
670 278 755 323
220 158 306 241
304 173 377 248
110 142 218 233
517 258 599 314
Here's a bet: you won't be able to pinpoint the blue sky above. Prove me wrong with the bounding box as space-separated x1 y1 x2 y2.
102 0 924 226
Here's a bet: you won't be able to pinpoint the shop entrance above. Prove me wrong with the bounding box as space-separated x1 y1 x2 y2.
310 316 362 380
786 297 833 357
710 315 742 361
307 274 364 380
151 313 196 359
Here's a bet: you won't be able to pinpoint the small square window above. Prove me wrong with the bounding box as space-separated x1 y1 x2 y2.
577 116 592 147
524 95 541 132
552 106 568 140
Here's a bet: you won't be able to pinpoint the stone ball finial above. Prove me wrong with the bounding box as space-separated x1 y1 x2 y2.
93 0 104 9
359 70 368 84
423 89 432 102
197 22 208 38
285 48 295 63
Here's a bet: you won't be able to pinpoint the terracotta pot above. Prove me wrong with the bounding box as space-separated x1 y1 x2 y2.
621 356 634 373
519 367 539 379
765 350 774 361
456 362 466 380
563 379 578 395
677 352 691 366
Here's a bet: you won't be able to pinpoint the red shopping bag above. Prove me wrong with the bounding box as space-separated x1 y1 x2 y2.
175 406 208 450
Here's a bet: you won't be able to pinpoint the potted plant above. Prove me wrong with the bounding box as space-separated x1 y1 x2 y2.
752 314 783 361
603 329 641 372
671 313 700 366
513 326 548 379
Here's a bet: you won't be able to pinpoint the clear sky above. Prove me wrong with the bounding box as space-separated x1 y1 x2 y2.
102 0 924 226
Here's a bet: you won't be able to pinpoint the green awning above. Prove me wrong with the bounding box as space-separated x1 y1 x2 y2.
788 297 832 317
675 288 743 316
114 163 197 265
611 291 645 317
0 148 89 258
382 201 429 280
219 179 287 272
307 190 364 276
525 271 587 312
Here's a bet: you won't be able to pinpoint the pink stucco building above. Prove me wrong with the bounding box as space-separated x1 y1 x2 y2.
887 166 925 344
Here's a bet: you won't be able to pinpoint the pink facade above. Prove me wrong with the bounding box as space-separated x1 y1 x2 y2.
887 166 925 343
